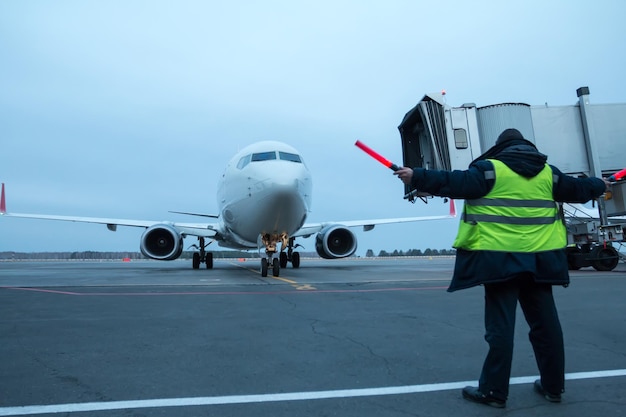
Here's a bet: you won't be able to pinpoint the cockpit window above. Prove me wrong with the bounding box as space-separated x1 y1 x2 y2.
239 150 301 167
251 151 277 162
237 154 252 169
279 152 302 163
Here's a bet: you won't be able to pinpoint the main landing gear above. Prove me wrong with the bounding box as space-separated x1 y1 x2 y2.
260 234 302 277
280 237 302 269
191 237 213 270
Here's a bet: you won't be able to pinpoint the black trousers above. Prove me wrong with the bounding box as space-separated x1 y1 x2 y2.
478 273 565 400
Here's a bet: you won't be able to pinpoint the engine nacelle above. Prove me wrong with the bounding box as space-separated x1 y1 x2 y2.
140 224 183 261
315 225 357 259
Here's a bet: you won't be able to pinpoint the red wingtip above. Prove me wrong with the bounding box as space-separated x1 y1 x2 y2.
1 183 6 214
449 199 456 217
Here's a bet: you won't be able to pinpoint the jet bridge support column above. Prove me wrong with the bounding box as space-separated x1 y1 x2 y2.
577 86 608 224
568 87 621 271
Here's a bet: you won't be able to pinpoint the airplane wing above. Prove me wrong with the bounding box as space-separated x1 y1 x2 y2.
0 184 220 238
1 211 221 238
294 199 457 238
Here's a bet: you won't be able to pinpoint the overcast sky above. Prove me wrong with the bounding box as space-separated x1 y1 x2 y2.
1 0 625 256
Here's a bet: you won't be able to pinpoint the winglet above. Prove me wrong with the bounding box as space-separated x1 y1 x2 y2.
1 183 6 214
449 199 456 217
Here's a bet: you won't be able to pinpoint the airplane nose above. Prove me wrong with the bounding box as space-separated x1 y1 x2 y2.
271 178 301 190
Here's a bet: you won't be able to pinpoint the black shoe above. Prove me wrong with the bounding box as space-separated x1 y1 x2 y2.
534 379 562 403
462 386 506 408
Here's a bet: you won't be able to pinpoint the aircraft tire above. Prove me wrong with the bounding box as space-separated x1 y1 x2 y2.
280 252 288 268
272 258 280 277
192 252 200 269
292 251 300 268
261 258 268 277
205 252 213 269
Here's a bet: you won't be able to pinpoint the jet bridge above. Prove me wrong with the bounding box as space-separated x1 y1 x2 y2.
398 87 626 271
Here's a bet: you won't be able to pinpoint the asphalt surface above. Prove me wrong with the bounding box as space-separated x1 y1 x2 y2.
0 257 625 416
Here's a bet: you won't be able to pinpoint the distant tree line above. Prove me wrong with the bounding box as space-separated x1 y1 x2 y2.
365 248 456 257
1 249 455 261
0 251 146 261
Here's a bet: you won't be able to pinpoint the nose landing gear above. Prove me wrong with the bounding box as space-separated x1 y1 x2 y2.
260 234 302 277
260 232 287 277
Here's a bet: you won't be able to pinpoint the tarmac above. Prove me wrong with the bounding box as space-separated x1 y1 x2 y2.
0 257 625 416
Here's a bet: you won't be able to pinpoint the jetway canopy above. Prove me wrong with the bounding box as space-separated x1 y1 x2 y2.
398 87 626 216
398 87 626 180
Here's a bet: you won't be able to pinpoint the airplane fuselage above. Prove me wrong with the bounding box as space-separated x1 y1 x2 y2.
216 141 312 249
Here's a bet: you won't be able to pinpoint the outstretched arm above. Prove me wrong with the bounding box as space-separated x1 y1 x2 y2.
551 165 608 203
394 161 494 200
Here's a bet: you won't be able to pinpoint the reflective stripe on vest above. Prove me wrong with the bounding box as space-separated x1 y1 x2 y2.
453 159 567 253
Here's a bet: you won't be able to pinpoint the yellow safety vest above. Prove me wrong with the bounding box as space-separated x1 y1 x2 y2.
453 159 566 252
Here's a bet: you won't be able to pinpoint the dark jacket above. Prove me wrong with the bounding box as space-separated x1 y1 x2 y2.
409 137 606 292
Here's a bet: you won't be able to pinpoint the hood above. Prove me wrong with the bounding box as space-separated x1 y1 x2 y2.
472 129 547 178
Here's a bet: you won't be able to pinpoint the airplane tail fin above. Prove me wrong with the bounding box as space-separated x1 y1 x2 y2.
1 183 6 214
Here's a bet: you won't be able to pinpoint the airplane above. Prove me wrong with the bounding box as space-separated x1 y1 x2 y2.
1 140 456 277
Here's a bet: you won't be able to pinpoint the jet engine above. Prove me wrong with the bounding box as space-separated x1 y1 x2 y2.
315 225 357 259
140 224 183 260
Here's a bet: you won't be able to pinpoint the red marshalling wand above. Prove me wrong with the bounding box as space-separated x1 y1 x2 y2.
354 140 400 171
608 168 626 182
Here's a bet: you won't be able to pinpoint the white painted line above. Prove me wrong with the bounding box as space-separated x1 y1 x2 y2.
1 369 625 416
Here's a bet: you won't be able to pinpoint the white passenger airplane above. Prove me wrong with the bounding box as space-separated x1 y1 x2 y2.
1 141 455 277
